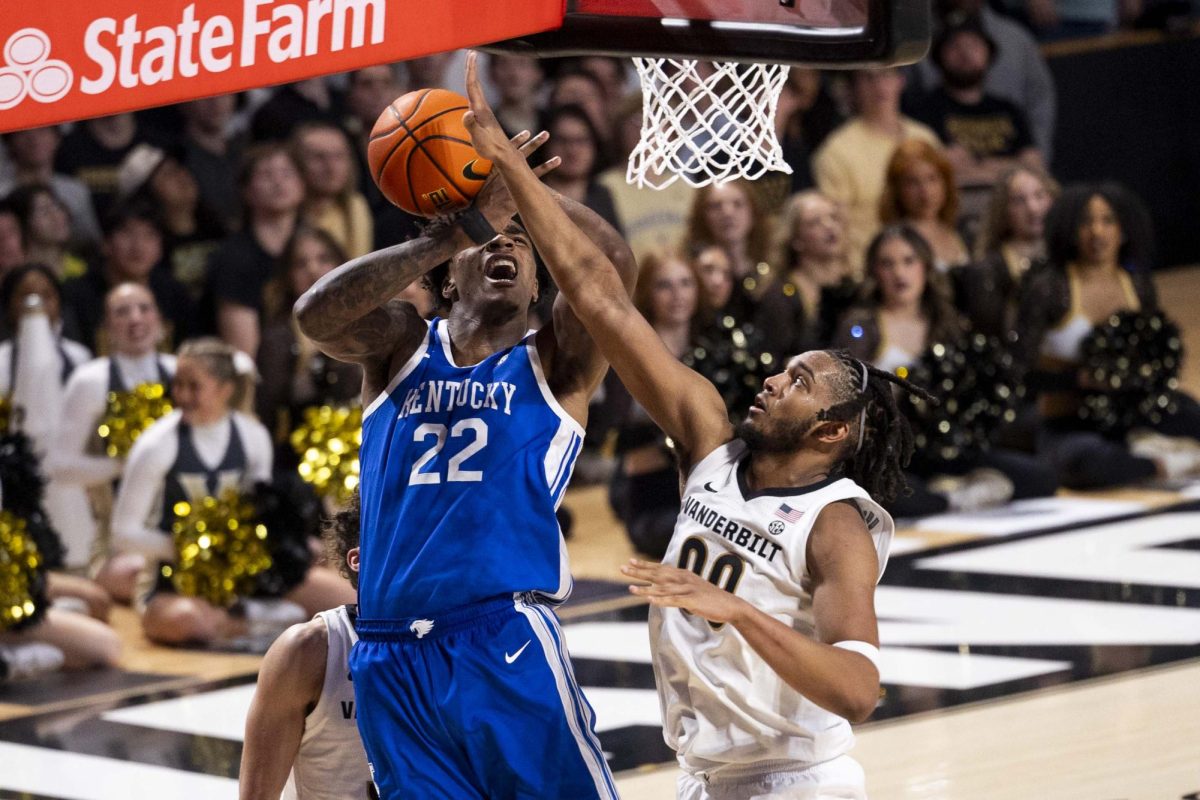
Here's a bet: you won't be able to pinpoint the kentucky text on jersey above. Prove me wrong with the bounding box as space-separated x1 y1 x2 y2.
396 379 518 418
681 495 783 563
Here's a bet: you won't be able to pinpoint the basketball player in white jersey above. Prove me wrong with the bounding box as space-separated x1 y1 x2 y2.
239 493 371 800
464 52 932 799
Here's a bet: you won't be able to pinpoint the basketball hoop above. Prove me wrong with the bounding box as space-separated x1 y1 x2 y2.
627 58 792 190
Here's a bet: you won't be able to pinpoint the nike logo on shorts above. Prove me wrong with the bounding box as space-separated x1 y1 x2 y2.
505 640 531 664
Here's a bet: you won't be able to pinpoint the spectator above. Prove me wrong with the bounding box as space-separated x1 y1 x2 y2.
833 226 1057 515
256 227 361 466
6 184 89 283
0 199 24 276
117 144 226 301
0 264 92 396
63 203 195 354
683 179 776 307
206 144 304 358
880 139 971 271
775 69 845 192
54 114 153 221
179 94 242 232
539 105 623 234
405 52 457 90
487 54 545 137
813 69 941 273
955 165 1059 339
291 122 373 260
577 56 632 105
342 65 403 209
251 78 344 143
595 93 697 263
755 191 858 360
911 0 1057 158
1016 183 1200 488
0 127 102 247
909 16 1044 189
548 67 613 147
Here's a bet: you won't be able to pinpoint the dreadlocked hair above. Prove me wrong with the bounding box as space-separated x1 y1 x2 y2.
818 350 936 505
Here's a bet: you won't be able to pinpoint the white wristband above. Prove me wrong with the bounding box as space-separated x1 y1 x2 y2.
833 640 880 671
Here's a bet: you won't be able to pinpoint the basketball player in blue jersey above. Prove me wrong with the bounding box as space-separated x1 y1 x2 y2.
294 113 636 797
464 52 933 798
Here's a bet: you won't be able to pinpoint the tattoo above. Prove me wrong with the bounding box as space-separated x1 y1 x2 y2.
295 225 464 349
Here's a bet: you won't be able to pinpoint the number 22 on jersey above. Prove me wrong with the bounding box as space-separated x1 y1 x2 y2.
408 418 489 484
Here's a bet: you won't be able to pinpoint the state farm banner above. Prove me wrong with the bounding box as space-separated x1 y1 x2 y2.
0 0 563 132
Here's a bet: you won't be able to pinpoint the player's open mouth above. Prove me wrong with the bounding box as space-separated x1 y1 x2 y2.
749 396 766 414
484 256 518 284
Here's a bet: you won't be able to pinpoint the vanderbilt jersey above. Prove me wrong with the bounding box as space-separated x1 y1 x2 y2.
283 605 371 800
651 440 893 776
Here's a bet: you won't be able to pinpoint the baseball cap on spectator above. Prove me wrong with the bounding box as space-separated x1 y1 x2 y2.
116 143 167 205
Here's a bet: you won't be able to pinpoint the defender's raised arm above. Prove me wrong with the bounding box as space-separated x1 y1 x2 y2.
462 52 732 468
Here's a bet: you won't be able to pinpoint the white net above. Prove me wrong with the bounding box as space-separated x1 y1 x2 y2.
627 58 792 190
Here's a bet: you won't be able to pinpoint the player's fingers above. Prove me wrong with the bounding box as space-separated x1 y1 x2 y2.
532 157 561 178
509 130 533 148
518 130 551 156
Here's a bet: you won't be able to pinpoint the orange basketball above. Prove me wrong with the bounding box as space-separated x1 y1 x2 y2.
367 88 493 218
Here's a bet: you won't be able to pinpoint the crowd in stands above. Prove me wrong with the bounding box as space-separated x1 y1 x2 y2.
2 2 1200 680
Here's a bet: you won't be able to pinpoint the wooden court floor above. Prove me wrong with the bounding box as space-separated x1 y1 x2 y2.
0 267 1197 798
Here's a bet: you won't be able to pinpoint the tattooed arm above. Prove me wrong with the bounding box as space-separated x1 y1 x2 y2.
293 130 553 406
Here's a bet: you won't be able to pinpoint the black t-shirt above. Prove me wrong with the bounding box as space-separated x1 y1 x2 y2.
908 88 1035 159
54 127 154 221
63 266 196 354
206 230 278 315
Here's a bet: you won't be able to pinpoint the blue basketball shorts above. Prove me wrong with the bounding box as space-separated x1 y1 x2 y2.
349 594 618 799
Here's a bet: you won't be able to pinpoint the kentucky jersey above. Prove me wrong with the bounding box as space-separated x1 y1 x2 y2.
652 440 894 777
357 318 580 619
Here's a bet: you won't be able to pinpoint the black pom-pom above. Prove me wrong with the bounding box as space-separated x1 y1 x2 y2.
901 333 1024 462
1078 311 1183 435
250 476 320 598
685 317 774 421
0 431 64 571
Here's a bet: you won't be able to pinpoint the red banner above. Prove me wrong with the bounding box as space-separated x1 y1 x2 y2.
0 0 564 132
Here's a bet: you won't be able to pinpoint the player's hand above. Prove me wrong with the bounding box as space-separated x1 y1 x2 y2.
473 129 558 226
622 559 747 625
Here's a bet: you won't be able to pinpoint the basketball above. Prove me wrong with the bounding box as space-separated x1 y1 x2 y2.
367 88 493 218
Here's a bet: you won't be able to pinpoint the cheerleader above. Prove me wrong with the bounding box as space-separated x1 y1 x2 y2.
683 179 776 308
755 190 859 361
834 226 1057 516
1016 183 1200 488
46 283 175 601
954 166 1059 339
111 338 354 645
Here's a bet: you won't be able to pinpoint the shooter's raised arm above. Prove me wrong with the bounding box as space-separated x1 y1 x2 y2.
462 52 732 468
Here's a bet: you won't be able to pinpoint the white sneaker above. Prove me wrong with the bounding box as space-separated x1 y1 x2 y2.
0 642 65 682
1129 431 1200 479
240 598 308 636
937 468 1015 512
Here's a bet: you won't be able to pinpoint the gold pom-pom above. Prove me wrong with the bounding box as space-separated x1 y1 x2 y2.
99 383 173 458
289 405 362 504
0 509 44 630
170 490 273 608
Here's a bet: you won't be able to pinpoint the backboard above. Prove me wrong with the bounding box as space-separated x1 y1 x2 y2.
484 0 930 68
